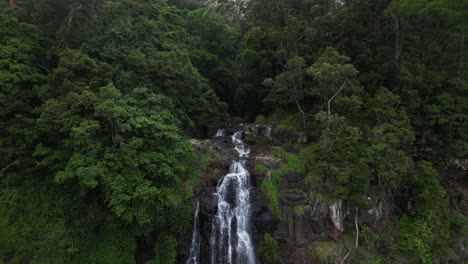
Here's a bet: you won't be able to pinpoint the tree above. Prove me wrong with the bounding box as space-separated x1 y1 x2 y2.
0 6 43 175
35 50 194 234
307 47 359 120
264 56 308 128
365 87 414 188
80 0 225 126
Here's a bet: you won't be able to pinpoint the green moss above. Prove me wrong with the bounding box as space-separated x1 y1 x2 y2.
257 233 279 264
258 149 308 220
254 162 268 173
293 205 306 216
261 180 281 220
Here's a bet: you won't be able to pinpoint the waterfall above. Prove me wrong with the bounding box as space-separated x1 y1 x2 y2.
214 129 226 137
210 131 256 264
186 199 201 264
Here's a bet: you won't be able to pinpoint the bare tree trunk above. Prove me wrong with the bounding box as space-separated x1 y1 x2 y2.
294 96 307 129
340 207 359 264
354 207 359 249
327 81 347 122
458 32 465 79
391 10 401 60
7 0 15 10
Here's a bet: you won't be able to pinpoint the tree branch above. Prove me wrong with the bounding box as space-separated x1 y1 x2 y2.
327 81 347 119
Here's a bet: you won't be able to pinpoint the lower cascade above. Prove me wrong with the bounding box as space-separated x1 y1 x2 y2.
186 200 201 264
186 131 256 264
210 131 256 264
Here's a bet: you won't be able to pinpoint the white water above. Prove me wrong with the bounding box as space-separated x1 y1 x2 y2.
210 131 256 264
186 200 201 264
214 129 226 137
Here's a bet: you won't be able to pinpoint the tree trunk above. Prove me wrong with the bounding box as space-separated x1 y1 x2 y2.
7 0 15 9
458 32 465 79
391 10 401 60
135 236 151 264
327 81 347 124
294 95 307 129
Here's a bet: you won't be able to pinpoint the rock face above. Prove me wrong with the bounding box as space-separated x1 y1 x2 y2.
179 124 468 264
440 159 468 262
180 127 395 264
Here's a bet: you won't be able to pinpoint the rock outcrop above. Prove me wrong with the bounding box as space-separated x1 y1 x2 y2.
180 126 402 264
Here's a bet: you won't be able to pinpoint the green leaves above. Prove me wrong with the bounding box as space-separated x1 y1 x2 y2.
257 233 279 264
80 0 225 125
365 87 414 187
32 49 196 233
0 8 43 172
390 161 449 263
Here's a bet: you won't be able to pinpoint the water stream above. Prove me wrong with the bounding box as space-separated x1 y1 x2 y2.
210 131 256 264
186 200 201 264
185 130 256 264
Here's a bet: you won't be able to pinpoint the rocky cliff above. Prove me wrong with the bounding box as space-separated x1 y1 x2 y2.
178 123 467 264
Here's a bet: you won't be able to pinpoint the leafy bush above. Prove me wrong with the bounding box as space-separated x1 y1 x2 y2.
309 241 334 262
257 233 279 264
255 114 267 123
72 222 135 264
167 203 193 235
151 234 177 264
273 149 305 175
277 113 304 130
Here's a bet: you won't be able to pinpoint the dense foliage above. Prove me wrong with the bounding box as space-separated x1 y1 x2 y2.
0 0 466 263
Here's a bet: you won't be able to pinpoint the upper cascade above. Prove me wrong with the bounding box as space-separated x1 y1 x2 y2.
209 130 256 264
232 131 250 158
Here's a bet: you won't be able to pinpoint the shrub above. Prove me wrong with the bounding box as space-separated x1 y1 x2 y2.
277 113 304 130
255 114 267 123
257 233 279 264
151 234 177 264
309 241 334 262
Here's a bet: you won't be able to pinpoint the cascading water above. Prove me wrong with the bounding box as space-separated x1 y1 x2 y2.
209 131 256 264
185 130 256 264
186 199 201 264
214 129 226 137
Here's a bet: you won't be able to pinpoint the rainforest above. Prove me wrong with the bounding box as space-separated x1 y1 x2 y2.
0 0 467 263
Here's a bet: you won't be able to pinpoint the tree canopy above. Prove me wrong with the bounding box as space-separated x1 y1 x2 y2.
0 0 466 263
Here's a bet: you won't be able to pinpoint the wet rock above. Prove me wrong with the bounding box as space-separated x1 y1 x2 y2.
328 226 341 241
254 211 279 234
452 159 468 171
278 243 314 264
455 237 468 263
242 123 275 140
253 155 283 169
